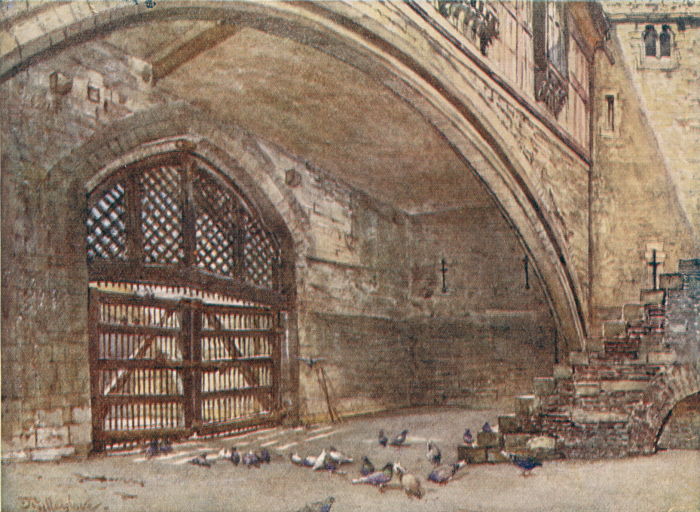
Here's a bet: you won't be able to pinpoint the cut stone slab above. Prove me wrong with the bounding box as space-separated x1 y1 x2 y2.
659 273 682 290
503 433 531 450
458 446 487 464
640 289 665 305
533 377 555 396
603 320 626 338
498 414 519 434
487 448 510 463
477 431 501 448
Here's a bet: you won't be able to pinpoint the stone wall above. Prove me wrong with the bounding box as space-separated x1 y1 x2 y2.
405 207 558 409
0 37 414 455
591 30 699 330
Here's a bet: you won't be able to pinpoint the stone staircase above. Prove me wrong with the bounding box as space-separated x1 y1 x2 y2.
459 259 699 461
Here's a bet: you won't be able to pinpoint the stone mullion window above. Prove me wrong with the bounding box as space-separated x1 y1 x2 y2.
533 0 569 116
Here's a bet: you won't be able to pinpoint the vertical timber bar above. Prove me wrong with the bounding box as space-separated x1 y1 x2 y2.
88 289 104 452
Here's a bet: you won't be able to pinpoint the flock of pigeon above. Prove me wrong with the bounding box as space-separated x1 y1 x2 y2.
142 421 542 510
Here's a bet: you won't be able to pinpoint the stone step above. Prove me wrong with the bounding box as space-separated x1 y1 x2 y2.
533 377 555 396
622 303 645 323
640 289 665 305
603 320 626 338
515 395 539 417
659 273 683 290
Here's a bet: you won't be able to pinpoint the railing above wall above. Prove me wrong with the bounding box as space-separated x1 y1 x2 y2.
431 0 500 56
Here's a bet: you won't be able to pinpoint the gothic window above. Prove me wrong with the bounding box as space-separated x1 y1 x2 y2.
643 25 658 57
86 152 282 294
533 1 568 115
660 25 672 57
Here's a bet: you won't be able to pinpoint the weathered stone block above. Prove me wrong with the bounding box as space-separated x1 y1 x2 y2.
458 446 487 463
569 351 589 366
575 383 601 396
68 423 92 445
498 414 519 434
640 289 665 305
623 304 644 323
603 320 626 338
571 410 627 424
515 395 539 416
35 407 64 428
659 273 683 290
533 377 555 396
600 380 649 392
36 426 69 448
477 431 501 448
71 406 91 425
647 351 677 364
503 433 531 449
526 436 556 452
486 448 509 463
553 364 573 380
31 446 75 461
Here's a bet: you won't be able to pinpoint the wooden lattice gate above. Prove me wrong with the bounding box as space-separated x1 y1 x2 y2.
89 289 280 451
85 151 287 451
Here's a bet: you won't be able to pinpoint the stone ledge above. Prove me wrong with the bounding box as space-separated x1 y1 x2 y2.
599 380 650 392
571 411 628 424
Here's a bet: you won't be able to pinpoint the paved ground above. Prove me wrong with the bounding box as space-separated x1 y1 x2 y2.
2 407 699 512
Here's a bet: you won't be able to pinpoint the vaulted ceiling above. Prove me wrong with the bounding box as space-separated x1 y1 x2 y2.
103 21 495 214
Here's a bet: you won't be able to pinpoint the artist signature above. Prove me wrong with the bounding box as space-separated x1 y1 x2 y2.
122 0 157 7
18 497 101 512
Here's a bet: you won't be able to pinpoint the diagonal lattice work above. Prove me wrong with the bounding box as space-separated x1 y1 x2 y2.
86 152 282 292
243 211 279 288
192 168 240 279
141 166 184 264
87 182 127 261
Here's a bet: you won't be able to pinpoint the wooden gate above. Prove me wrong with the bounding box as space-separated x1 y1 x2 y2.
89 288 280 451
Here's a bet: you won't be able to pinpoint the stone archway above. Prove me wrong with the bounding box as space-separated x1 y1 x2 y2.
628 365 700 455
3 0 589 352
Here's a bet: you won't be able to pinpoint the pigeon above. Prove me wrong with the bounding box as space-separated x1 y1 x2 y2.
360 456 375 476
378 430 388 447
394 463 423 499
328 447 353 465
291 453 317 467
145 439 160 459
160 439 173 454
258 448 271 464
188 453 211 467
231 447 241 466
295 496 335 512
427 461 466 484
351 462 394 490
463 429 474 446
501 451 542 477
218 447 233 460
482 422 493 433
312 449 328 471
243 451 260 468
426 440 441 466
389 429 409 447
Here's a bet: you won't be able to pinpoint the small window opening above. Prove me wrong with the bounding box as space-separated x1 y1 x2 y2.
660 25 672 57
605 95 615 132
643 25 658 57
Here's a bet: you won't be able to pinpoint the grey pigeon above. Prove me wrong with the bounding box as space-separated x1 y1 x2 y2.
463 429 473 445
258 448 271 464
360 456 375 476
145 439 160 459
328 447 353 464
160 439 173 454
189 453 211 467
426 440 441 465
427 461 466 484
482 422 493 433
295 496 335 512
291 453 317 467
378 430 388 447
243 451 260 468
352 462 394 490
231 447 241 465
389 429 409 447
394 463 423 499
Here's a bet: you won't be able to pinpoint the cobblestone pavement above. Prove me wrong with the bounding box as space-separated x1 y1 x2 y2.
2 407 699 512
